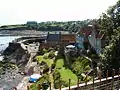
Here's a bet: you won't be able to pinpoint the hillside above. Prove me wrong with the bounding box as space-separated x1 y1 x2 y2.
0 20 91 34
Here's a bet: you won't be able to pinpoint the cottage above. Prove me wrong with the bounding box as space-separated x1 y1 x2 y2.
78 25 105 54
47 33 60 47
61 34 76 45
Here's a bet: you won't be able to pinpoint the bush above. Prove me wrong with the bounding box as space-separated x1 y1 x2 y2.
39 48 48 55
43 53 49 59
90 54 99 59
30 74 50 90
48 47 54 52
48 51 55 59
53 70 61 89
43 64 49 74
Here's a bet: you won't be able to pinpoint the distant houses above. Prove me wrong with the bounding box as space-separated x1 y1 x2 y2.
61 34 76 45
39 26 105 54
39 32 76 49
77 25 105 54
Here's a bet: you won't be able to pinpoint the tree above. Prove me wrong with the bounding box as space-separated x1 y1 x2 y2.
26 21 38 29
97 0 120 72
100 27 120 70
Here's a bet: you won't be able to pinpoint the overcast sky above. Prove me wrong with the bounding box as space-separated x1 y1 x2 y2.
0 0 118 25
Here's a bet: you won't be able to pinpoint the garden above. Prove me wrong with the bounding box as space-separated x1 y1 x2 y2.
30 47 92 89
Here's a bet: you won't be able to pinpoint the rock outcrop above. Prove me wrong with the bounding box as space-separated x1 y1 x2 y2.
3 43 29 71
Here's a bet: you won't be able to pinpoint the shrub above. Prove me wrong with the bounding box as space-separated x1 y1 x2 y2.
53 70 61 89
39 48 48 55
43 63 49 74
48 51 55 59
43 53 49 59
48 47 54 52
30 74 50 90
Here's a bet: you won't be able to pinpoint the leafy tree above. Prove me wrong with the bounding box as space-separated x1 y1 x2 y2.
26 21 38 29
100 27 120 70
71 56 91 81
97 0 120 71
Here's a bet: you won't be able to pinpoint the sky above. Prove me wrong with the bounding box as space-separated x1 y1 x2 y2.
0 0 118 25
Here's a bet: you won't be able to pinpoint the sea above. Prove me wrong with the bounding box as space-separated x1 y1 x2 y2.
0 36 20 61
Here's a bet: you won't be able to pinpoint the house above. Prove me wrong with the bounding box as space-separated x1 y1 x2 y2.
39 43 49 49
60 34 76 45
39 32 77 50
78 26 105 54
76 35 84 49
47 33 60 47
77 26 93 50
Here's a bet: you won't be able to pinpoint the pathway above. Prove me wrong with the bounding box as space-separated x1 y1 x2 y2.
17 43 40 90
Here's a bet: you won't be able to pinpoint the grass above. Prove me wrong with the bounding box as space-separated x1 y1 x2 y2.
55 58 64 69
36 55 53 67
55 58 77 86
59 68 78 86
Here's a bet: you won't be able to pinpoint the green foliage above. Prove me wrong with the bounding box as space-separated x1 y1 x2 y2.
43 53 49 59
53 57 78 88
48 51 55 59
26 21 38 29
36 56 43 63
53 68 77 89
71 56 91 80
0 20 91 32
36 55 53 68
97 0 120 70
100 27 120 70
39 48 48 55
59 68 78 87
53 69 61 88
30 74 50 90
55 59 64 69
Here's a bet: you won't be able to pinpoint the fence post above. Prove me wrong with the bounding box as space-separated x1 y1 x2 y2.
59 83 61 90
99 71 101 89
50 82 51 90
118 68 120 89
111 69 115 89
38 84 41 90
27 86 29 90
92 72 94 90
69 79 71 90
77 78 79 90
85 75 88 90
106 70 108 89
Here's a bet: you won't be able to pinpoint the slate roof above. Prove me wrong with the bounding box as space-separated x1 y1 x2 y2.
47 34 60 41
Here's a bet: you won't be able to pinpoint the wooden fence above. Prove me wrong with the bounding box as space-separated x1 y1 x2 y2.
13 69 120 90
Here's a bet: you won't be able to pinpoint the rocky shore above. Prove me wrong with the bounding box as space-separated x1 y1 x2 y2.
0 42 29 90
0 63 24 90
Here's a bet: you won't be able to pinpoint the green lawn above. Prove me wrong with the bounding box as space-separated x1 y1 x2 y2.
55 58 77 86
55 58 64 69
59 68 77 86
36 55 53 67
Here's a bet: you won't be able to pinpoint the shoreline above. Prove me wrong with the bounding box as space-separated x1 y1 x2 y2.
0 65 25 90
